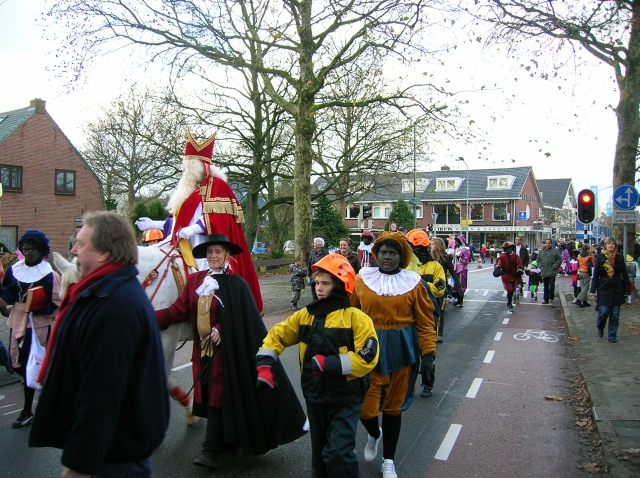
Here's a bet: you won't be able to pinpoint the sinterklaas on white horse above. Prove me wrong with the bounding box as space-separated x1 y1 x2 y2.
52 245 198 425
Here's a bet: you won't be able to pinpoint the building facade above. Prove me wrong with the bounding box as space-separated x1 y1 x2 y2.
343 166 550 250
0 99 103 254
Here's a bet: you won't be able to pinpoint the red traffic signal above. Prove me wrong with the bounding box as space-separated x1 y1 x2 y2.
577 189 595 224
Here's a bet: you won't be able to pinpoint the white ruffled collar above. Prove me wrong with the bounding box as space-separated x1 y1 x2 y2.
358 243 373 252
11 260 53 283
195 272 225 309
359 267 421 296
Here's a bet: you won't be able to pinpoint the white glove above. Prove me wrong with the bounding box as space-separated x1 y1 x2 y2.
178 223 204 240
135 217 166 232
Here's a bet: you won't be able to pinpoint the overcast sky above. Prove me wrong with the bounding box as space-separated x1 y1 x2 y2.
0 0 623 205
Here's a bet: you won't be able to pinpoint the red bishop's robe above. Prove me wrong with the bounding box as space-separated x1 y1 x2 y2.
172 175 264 315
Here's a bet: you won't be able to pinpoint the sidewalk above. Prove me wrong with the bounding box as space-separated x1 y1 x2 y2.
559 283 640 477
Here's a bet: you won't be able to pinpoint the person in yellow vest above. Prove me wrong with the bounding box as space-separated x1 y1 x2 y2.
406 229 445 398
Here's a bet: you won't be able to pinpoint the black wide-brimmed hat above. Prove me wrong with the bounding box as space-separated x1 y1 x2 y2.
192 234 243 258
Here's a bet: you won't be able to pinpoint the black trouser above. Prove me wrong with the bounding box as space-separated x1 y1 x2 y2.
543 276 556 302
203 406 223 457
307 401 360 478
421 361 435 389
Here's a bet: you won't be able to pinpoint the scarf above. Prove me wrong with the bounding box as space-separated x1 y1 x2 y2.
37 262 124 384
603 250 616 279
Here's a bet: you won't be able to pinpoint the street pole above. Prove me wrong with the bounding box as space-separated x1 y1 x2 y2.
456 157 469 243
413 125 417 230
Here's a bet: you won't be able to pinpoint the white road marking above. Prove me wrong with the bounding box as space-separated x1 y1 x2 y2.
483 290 489 296
494 332 503 341
466 378 483 398
502 318 509 324
0 402 17 410
483 350 495 363
172 363 193 372
2 409 21 416
434 424 463 461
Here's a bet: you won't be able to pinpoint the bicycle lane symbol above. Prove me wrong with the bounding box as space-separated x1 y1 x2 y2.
513 330 559 343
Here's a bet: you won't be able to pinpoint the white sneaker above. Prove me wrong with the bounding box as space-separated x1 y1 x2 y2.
381 459 397 478
364 427 382 462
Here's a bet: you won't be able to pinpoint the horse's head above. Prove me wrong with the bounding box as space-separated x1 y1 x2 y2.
51 252 81 298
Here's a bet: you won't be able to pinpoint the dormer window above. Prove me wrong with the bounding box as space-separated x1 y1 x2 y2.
487 175 515 189
435 177 462 191
401 178 430 193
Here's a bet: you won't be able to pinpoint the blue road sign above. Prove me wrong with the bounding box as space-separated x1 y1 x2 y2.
518 211 527 220
606 202 612 217
613 184 639 210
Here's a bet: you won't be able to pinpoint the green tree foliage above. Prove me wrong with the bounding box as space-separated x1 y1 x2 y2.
131 200 168 235
312 196 349 250
387 200 415 231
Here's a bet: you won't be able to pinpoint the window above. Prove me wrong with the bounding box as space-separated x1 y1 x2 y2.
493 203 508 221
0 116 7 124
412 206 423 219
470 204 484 221
55 170 76 194
487 175 515 189
373 205 392 219
402 178 430 193
435 178 461 191
0 226 17 252
346 206 360 219
432 204 460 223
0 165 22 191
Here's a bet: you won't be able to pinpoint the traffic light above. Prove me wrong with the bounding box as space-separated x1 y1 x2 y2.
577 189 596 224
427 223 433 231
362 205 372 220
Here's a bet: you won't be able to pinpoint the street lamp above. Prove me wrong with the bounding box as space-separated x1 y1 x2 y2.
456 157 469 243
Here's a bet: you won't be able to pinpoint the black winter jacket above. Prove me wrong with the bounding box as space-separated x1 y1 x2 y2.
29 266 169 475
590 253 631 307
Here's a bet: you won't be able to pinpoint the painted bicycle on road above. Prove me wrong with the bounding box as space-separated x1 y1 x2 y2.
513 329 559 343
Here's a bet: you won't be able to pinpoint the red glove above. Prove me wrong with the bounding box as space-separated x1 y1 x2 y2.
256 365 275 389
311 355 326 375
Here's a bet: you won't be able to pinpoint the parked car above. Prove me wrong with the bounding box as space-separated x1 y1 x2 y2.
251 242 270 255
283 240 295 255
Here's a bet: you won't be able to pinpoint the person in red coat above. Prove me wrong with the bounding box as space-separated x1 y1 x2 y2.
495 241 523 314
155 234 306 470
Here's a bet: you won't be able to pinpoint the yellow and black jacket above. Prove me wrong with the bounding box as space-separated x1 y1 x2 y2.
258 299 378 405
416 261 447 299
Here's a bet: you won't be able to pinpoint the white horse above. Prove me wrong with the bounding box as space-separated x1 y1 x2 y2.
52 245 198 425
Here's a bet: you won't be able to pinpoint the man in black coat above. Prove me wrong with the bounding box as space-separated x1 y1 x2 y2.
30 212 169 478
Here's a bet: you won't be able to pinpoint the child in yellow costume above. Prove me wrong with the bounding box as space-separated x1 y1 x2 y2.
257 254 378 478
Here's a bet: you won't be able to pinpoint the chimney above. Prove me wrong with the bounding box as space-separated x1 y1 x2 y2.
29 98 46 114
441 165 450 171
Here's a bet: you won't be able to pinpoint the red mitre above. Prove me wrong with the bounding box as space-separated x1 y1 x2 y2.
184 127 216 164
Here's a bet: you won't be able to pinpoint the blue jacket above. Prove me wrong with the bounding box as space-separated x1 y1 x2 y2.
29 265 169 475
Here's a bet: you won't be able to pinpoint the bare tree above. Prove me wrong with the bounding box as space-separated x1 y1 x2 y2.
45 0 460 260
476 0 639 242
82 86 185 218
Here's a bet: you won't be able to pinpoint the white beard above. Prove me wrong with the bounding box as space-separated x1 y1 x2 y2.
167 160 228 214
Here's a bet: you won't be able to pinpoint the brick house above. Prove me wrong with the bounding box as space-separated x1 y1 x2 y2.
343 166 548 250
0 99 103 254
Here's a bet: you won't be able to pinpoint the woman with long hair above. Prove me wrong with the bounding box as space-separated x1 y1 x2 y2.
590 237 631 343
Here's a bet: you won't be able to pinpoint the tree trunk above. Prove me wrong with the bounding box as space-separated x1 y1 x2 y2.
294 0 315 262
612 2 640 247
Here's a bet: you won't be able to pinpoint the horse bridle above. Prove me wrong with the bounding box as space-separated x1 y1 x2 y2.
140 245 188 302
